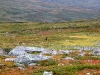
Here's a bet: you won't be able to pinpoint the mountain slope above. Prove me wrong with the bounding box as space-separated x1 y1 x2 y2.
0 0 100 22
40 0 100 9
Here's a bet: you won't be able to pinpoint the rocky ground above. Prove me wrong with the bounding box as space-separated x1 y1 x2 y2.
0 46 100 75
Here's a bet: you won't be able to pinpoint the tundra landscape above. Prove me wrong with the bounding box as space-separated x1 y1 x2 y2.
0 19 100 75
0 0 100 75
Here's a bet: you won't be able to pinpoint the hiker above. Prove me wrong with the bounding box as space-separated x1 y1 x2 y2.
45 37 48 41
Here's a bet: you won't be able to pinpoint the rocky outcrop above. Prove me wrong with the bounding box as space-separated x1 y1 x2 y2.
8 46 48 56
14 54 52 66
7 46 100 67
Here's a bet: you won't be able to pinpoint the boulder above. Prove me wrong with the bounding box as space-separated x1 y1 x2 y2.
28 63 37 66
52 50 58 55
41 50 52 55
43 71 53 75
5 58 16 62
8 46 27 56
8 46 49 56
8 46 73 56
64 57 74 61
58 50 72 55
86 73 91 75
14 54 52 66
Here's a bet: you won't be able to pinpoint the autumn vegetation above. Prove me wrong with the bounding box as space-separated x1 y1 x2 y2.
0 19 100 75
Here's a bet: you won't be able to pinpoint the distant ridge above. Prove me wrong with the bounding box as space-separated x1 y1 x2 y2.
0 0 100 22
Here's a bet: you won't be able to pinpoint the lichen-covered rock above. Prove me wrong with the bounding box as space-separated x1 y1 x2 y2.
14 54 52 66
8 46 27 56
8 46 49 56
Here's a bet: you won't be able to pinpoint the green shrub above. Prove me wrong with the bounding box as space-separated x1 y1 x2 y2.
36 64 100 75
3 48 11 53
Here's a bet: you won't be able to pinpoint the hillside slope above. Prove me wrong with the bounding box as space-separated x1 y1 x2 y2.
0 0 100 22
40 0 100 9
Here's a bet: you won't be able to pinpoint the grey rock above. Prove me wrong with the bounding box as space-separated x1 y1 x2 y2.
5 58 16 62
8 46 27 56
0 49 6 56
52 50 58 55
92 47 100 55
43 71 53 75
58 50 71 54
14 54 52 66
8 46 74 56
41 50 52 55
86 73 91 75
64 57 74 60
8 46 49 56
28 63 37 66
14 63 25 67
